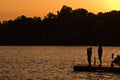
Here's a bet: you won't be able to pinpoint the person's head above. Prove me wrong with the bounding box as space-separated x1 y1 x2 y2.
89 47 92 50
117 55 120 58
99 45 102 48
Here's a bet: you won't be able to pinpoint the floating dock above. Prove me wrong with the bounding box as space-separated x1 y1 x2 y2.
73 64 120 73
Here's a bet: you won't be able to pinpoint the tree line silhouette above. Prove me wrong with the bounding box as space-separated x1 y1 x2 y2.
0 5 120 45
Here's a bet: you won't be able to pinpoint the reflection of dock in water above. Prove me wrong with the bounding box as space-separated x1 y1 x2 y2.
73 64 120 73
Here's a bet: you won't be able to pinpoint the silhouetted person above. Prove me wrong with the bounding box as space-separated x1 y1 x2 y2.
98 45 103 66
87 47 92 66
112 55 120 66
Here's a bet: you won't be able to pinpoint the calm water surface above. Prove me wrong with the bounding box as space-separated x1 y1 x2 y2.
0 46 120 80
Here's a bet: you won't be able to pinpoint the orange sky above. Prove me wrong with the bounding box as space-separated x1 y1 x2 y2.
0 0 120 22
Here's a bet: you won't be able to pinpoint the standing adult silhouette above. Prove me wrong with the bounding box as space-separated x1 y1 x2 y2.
98 45 103 66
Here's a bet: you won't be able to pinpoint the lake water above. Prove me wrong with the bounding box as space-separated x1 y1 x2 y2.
0 46 120 80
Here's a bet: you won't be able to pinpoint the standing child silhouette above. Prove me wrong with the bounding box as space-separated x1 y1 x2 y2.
87 47 92 66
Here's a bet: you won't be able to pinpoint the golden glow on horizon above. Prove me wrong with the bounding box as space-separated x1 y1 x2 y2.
0 0 120 21
106 0 120 10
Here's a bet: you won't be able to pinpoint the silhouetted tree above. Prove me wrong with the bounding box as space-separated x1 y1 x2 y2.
58 5 73 17
0 5 120 45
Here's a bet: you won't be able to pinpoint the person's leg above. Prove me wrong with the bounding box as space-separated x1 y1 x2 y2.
89 57 91 66
99 56 102 66
88 57 91 66
87 57 89 65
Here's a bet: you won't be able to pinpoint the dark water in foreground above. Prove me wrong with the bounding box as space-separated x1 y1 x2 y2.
0 46 120 80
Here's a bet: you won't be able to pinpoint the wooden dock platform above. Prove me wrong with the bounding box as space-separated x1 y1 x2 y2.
73 64 120 73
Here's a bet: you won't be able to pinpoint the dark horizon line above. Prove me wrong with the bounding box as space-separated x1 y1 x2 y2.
0 44 120 47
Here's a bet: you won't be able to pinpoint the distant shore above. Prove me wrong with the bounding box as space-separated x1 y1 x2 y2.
0 6 120 46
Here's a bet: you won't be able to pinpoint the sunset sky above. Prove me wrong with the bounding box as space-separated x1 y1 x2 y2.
0 0 120 22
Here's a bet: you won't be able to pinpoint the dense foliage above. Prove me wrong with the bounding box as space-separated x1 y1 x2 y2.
0 5 120 45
